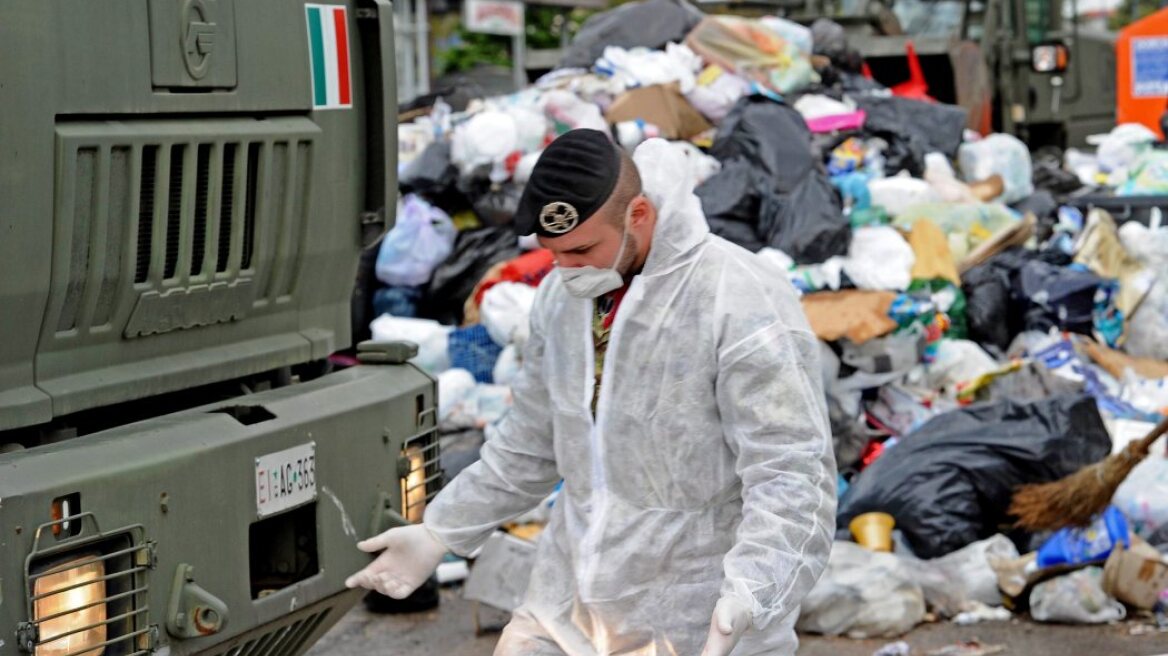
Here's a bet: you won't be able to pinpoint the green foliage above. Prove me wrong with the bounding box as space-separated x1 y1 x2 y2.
435 5 599 75
524 6 596 49
1109 0 1163 30
436 31 512 75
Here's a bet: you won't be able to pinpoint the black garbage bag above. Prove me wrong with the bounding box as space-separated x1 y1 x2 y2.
1019 259 1101 336
421 226 519 325
758 169 848 262
707 217 765 253
828 393 870 473
697 96 849 263
1013 189 1060 224
457 172 524 227
962 248 1097 353
838 395 1111 558
400 142 459 206
811 18 848 61
962 253 1018 353
559 0 703 69
839 71 887 94
1032 156 1084 195
854 95 967 176
471 184 524 226
694 160 759 224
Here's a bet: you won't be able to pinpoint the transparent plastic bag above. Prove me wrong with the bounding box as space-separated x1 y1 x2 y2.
685 15 816 95
1029 567 1126 624
375 195 456 287
957 134 1034 204
797 542 926 638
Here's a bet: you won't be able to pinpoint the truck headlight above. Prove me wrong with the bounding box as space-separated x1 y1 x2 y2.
1032 44 1069 73
402 444 427 524
33 557 107 656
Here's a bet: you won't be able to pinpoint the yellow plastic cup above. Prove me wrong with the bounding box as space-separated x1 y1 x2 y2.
849 512 896 552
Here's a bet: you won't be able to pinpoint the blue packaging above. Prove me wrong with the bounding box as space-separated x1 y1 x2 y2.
1036 506 1131 569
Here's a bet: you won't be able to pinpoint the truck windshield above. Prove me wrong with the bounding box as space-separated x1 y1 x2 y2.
835 0 967 37
890 0 965 36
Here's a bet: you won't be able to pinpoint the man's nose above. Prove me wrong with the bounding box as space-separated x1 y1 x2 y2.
555 254 588 269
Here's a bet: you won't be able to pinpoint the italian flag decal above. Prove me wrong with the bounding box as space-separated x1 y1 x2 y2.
305 4 352 109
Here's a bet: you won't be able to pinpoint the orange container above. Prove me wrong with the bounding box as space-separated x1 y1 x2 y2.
1117 8 1168 139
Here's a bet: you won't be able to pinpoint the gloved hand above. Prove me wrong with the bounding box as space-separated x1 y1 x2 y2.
344 524 448 599
699 597 753 656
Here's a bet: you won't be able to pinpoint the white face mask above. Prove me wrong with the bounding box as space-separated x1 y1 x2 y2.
559 209 633 299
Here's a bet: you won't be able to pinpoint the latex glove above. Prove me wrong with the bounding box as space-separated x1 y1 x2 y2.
344 524 448 599
699 597 753 656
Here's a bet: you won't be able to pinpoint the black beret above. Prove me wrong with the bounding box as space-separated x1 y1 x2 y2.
515 129 621 237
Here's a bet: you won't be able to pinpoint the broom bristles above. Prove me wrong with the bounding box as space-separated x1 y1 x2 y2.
1010 436 1158 532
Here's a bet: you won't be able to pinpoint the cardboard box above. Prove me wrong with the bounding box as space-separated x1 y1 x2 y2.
1102 536 1168 610
462 530 537 612
605 83 712 141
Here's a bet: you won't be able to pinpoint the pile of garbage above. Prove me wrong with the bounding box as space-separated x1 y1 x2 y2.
373 0 1168 636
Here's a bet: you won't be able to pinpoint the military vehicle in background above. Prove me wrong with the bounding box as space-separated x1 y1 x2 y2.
0 2 439 655
698 0 1117 149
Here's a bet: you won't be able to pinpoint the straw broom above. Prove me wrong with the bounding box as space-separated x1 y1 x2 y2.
1010 415 1168 531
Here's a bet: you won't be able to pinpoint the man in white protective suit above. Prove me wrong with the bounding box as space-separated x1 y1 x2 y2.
346 129 836 656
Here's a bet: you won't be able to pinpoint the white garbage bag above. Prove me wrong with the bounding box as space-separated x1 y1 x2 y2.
842 226 916 291
541 90 608 133
492 344 521 387
1029 567 1126 624
513 151 543 185
957 133 1034 204
905 534 1020 617
437 368 477 422
797 541 926 639
450 110 520 177
685 65 750 122
480 282 538 346
1089 123 1159 176
375 195 457 287
369 315 453 374
868 174 941 217
594 42 702 92
1112 445 1168 547
1119 217 1168 360
919 339 1000 391
924 152 978 203
793 94 856 122
508 106 550 155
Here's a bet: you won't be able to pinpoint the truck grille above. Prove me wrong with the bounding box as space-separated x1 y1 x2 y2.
49 118 318 340
202 607 333 656
217 610 328 656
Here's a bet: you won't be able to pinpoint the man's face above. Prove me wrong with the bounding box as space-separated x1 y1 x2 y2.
537 203 629 271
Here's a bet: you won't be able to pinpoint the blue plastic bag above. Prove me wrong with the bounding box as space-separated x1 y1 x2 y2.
372 286 423 319
1036 506 1131 569
448 325 504 383
375 194 457 287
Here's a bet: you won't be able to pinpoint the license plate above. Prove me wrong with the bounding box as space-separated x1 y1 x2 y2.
255 443 317 518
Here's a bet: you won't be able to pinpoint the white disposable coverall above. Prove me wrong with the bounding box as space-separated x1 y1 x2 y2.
424 139 836 655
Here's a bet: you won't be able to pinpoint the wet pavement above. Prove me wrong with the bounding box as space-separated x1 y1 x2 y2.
308 588 1168 656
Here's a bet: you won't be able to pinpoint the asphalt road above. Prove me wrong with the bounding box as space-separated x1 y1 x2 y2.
307 588 1168 656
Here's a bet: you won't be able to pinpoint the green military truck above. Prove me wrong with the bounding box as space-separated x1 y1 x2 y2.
836 0 1117 149
0 2 439 655
699 0 1117 149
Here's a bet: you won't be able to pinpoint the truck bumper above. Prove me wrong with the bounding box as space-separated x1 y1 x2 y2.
0 363 438 656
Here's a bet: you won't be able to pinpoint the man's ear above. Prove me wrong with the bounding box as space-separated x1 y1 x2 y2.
630 195 654 228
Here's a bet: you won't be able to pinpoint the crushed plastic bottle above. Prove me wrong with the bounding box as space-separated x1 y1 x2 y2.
1036 506 1131 569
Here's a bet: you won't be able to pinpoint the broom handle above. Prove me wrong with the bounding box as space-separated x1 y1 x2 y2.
1134 414 1168 455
